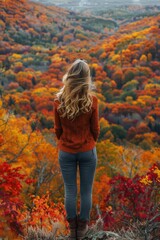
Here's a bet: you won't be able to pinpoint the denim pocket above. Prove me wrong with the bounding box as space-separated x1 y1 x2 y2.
58 150 65 160
58 150 72 161
91 147 97 162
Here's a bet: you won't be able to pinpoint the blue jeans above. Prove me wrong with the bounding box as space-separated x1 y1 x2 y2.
58 147 98 221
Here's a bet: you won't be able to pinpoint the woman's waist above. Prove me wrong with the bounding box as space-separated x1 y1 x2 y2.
59 132 94 145
58 138 96 152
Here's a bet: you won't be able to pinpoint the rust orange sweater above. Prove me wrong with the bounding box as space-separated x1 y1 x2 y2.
53 95 100 153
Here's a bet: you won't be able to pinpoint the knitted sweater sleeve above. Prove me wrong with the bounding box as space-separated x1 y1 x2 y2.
53 100 63 140
90 96 100 141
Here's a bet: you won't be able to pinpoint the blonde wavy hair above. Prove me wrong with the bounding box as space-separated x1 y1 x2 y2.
55 59 94 120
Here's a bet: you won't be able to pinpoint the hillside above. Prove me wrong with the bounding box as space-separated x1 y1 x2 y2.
0 0 116 48
0 0 160 149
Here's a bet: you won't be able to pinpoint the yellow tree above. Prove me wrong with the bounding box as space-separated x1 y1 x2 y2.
0 100 63 203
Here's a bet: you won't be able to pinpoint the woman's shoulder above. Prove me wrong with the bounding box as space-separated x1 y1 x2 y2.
53 97 60 106
91 94 98 100
90 94 98 105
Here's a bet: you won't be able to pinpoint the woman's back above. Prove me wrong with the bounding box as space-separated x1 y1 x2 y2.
54 94 100 153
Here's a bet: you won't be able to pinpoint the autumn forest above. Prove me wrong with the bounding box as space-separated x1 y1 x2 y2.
0 0 160 239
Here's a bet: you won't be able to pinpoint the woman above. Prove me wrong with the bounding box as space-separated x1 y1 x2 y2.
53 59 100 240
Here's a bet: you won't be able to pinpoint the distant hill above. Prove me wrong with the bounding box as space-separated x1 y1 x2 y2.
30 0 160 12
0 0 160 148
29 0 160 21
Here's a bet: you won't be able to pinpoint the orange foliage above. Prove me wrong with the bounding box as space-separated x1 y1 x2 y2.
18 192 68 235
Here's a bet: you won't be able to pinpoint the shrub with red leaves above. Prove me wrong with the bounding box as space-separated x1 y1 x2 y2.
102 162 160 237
0 162 34 235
